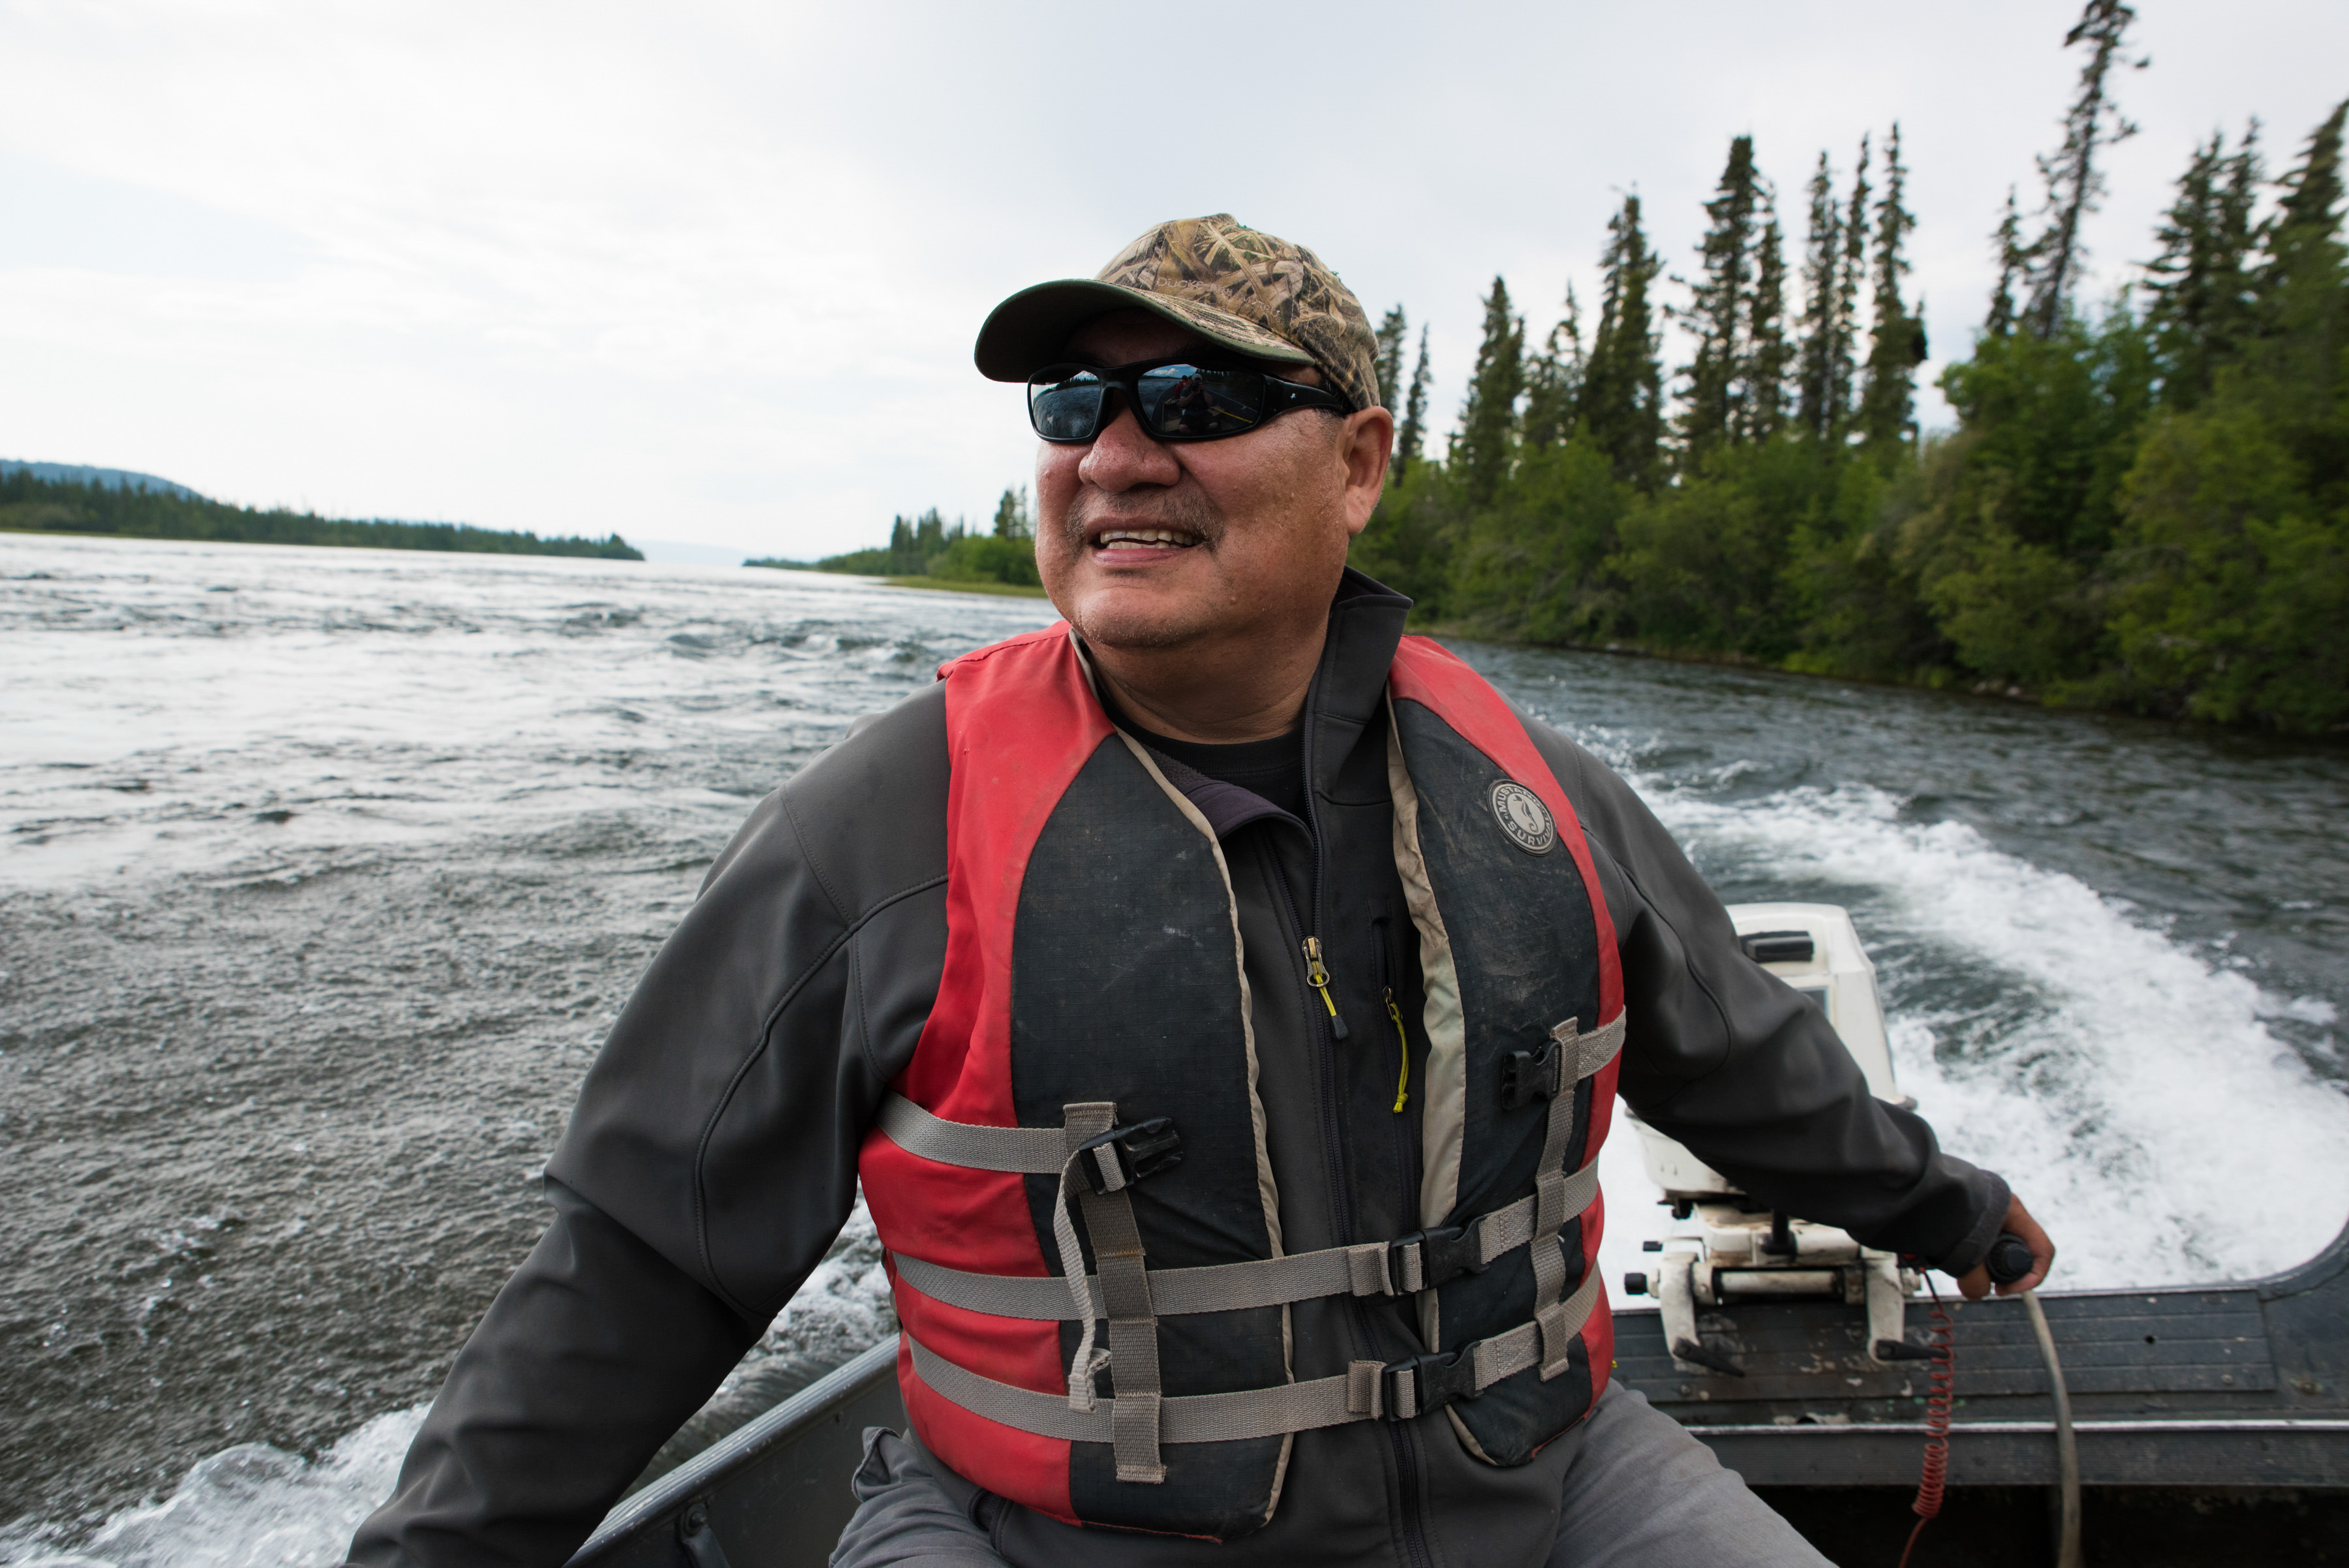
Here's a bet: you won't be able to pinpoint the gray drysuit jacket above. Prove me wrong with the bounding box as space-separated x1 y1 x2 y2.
347 572 2009 1568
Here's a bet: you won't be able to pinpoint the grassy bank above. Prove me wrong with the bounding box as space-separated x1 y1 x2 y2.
880 574 1049 598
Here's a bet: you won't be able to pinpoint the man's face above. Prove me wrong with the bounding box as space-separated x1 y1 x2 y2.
1034 310 1388 654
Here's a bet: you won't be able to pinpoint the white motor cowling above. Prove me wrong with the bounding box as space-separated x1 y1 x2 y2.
1621 904 1924 1372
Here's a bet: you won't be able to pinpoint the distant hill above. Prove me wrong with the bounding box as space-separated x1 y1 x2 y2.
1 459 205 499
0 465 641 561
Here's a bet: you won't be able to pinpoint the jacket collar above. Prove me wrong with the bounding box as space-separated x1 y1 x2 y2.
1304 567 1412 799
1066 565 1413 815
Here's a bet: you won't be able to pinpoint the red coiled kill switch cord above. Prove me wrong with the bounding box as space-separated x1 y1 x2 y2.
1896 1276 1955 1568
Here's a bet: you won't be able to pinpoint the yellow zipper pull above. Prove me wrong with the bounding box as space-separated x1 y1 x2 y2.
1302 936 1349 1039
1385 987 1411 1111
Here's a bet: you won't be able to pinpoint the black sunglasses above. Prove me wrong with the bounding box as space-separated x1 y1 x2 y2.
1028 357 1349 444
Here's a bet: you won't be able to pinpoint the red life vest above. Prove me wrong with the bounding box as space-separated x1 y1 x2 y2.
859 625 1623 1538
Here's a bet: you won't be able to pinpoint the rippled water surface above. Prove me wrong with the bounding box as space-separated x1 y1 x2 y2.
4 534 2344 1563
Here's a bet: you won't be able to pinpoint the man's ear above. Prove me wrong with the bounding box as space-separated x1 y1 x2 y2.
1340 407 1395 537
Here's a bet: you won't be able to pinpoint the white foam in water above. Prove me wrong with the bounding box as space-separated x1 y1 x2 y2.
12 539 2343 1556
3 1208 897 1568
1596 780 2349 1295
1 1407 427 1568
756 1197 897 1366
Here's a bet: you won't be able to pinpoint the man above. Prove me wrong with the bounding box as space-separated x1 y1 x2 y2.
350 215 2052 1568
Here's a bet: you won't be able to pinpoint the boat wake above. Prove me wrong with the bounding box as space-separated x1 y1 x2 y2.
0 1410 423 1568
1597 777 2349 1294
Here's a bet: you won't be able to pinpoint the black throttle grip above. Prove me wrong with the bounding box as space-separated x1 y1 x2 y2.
1984 1232 2036 1285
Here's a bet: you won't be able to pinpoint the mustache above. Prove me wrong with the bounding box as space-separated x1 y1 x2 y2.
1063 490 1223 547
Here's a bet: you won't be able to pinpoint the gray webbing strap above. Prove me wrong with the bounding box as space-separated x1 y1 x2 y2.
887 1156 1602 1322
904 1268 1607 1448
1060 1105 1165 1482
1468 1160 1602 1264
877 1092 1066 1173
910 1335 1379 1445
893 1253 1105 1320
1462 1269 1606 1405
1050 1103 1116 1414
1528 1013 1623 1377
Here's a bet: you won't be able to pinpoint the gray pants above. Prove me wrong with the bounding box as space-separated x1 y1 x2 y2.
831 1381 1827 1568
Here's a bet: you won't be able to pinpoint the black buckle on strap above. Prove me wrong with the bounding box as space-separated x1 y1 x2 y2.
1381 1347 1481 1421
1499 1038 1563 1111
1075 1118 1183 1195
1387 1224 1488 1293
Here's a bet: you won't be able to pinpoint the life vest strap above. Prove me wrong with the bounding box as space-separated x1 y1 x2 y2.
880 1011 1623 1475
1051 1103 1167 1481
904 1268 1606 1449
876 1092 1068 1172
1527 1013 1624 1376
874 1014 1621 1179
887 1152 1603 1321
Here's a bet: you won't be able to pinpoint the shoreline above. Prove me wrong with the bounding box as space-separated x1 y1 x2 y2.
877 575 1049 598
0 519 641 562
1415 619 2349 745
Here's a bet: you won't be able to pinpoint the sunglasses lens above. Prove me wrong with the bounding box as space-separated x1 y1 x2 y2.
1137 365 1264 438
1030 369 1107 441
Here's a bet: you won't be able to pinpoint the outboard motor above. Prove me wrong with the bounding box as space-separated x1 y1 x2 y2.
1619 903 1924 1372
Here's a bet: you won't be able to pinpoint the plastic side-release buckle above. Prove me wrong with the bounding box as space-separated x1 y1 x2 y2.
1499 1037 1563 1111
1386 1224 1488 1294
1075 1118 1184 1195
1381 1347 1482 1421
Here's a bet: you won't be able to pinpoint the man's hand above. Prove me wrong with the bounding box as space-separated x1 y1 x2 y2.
1956 1194 2055 1299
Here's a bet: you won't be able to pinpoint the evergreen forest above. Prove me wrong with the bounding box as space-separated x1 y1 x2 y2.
751 487 1041 588
0 469 642 560
1355 1 2348 735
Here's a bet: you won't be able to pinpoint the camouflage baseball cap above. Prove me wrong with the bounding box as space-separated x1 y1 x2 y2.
974 214 1384 414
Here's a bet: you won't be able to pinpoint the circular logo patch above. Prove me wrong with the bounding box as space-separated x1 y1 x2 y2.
1490 780 1556 855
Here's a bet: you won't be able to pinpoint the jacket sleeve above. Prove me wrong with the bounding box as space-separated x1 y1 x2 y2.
1520 716 2010 1275
345 1182 764 1568
347 686 953 1568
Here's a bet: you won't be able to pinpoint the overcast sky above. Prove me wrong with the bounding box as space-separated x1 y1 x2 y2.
3 1 2344 561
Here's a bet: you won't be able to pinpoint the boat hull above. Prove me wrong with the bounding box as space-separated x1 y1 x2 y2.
570 1216 2349 1567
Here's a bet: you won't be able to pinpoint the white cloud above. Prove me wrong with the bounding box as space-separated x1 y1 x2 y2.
1 0 2342 555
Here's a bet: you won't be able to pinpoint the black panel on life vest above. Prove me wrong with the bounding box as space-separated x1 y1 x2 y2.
1391 698 1603 1466
1011 735 1291 1535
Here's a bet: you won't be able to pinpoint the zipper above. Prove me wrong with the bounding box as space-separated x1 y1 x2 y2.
1301 935 1349 1039
1268 858 1356 1246
1371 917 1409 1113
1296 693 1436 1568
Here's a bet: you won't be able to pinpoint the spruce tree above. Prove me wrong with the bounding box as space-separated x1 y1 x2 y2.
1395 328 1434 477
1984 187 2031 336
2143 125 2264 408
1374 306 1409 410
992 485 1034 538
2271 100 2346 246
2252 99 2346 395
2025 0 2143 337
1858 123 1928 452
1522 285 1587 452
1832 134 1872 446
1678 135 1764 461
1796 152 1845 438
1744 217 1792 442
1582 195 1665 489
1455 277 1527 504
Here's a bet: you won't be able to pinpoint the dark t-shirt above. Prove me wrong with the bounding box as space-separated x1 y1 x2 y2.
1101 690 1308 824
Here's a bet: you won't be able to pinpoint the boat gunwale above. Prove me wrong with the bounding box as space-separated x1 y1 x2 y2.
566 1340 901 1567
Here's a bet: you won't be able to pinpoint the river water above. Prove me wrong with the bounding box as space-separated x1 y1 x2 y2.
3 534 2344 1564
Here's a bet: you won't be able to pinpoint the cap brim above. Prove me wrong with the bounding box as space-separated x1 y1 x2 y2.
974 279 1315 382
